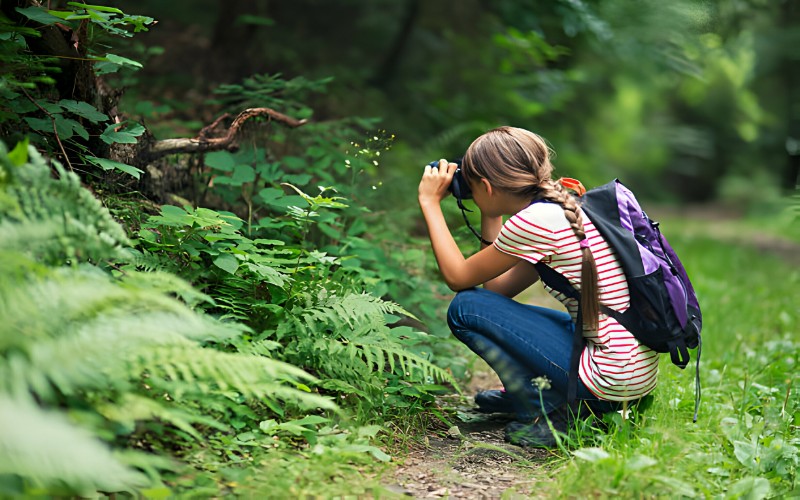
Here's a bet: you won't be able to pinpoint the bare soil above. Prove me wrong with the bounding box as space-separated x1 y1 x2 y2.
384 393 550 499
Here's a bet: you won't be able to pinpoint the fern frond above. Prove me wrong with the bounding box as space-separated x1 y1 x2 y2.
351 338 460 391
0 266 240 351
0 310 241 399
2 148 130 265
297 292 415 333
96 394 228 440
0 396 149 495
133 346 337 411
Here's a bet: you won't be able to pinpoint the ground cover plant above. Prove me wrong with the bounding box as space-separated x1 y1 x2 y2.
530 226 799 498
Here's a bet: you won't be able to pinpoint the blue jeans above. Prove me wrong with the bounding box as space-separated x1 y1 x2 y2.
447 288 618 422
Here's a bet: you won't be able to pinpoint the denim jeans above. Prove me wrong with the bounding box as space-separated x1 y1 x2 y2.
447 287 618 422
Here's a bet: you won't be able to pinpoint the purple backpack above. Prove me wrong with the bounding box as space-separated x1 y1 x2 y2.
534 179 703 419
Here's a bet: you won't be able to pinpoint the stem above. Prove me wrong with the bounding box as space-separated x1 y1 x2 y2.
21 88 73 173
285 207 314 299
781 379 792 418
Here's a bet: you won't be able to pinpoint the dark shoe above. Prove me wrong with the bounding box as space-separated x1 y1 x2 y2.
474 389 516 414
504 418 564 448
504 407 571 448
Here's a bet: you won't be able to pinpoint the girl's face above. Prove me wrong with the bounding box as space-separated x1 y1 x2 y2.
469 178 501 217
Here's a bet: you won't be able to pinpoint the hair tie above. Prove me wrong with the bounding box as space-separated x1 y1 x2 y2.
579 239 590 249
559 177 587 196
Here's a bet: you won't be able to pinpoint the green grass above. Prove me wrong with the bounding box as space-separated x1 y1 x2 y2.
216 220 798 498
534 229 799 498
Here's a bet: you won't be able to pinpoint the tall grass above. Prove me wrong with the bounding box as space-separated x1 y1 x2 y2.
539 229 799 497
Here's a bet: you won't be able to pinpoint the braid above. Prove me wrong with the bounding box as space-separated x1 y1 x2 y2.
537 180 600 332
461 126 600 330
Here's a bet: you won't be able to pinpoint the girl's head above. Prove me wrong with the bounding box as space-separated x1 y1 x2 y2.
461 126 554 199
464 126 600 331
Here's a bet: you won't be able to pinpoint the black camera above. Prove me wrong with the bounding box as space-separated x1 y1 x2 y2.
427 159 472 200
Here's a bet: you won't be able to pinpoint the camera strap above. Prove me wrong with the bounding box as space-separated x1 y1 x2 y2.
456 198 493 246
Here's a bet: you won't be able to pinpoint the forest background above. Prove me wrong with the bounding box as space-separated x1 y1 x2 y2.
0 0 798 497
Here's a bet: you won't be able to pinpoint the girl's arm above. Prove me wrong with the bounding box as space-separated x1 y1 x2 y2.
478 212 540 297
418 161 520 291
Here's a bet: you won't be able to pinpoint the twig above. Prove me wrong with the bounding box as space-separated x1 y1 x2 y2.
146 107 308 160
21 88 74 172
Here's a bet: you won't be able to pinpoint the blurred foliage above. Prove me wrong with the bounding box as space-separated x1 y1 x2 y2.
117 0 800 209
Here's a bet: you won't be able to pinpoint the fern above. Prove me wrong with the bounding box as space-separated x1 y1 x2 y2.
0 396 149 496
1 147 130 265
348 338 458 389
0 142 339 494
274 291 460 397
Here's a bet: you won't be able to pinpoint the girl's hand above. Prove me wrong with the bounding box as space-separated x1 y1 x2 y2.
418 159 458 207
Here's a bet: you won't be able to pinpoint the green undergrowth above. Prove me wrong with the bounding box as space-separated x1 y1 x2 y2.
0 140 463 496
534 225 799 498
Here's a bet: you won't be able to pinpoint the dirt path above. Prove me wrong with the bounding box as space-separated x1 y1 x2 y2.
384 394 549 499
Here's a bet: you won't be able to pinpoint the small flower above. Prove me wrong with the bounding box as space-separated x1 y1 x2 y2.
531 376 552 390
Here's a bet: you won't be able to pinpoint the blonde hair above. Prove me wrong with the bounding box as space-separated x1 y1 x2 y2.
462 126 599 331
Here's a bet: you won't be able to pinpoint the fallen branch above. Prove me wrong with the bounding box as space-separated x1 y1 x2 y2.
145 107 308 160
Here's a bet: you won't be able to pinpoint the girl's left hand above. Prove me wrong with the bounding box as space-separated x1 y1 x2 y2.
418 159 458 206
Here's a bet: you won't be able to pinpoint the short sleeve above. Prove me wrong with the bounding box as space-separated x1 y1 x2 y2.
493 208 561 264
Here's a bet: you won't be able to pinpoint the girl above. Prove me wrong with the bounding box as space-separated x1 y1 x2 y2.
417 126 658 447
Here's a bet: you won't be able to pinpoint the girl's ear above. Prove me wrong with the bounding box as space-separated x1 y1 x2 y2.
480 178 493 196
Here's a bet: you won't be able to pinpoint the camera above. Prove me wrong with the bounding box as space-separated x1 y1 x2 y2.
427 159 472 200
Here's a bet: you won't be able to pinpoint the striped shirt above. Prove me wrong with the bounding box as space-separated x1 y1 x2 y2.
494 202 658 401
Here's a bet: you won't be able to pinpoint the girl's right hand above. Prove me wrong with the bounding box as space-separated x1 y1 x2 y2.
418 159 458 207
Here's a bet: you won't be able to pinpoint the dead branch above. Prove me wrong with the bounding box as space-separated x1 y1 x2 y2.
145 107 308 160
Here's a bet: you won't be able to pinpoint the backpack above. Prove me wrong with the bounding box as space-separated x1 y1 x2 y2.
532 179 704 421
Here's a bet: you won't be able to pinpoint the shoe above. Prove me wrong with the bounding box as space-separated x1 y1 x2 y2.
504 419 560 448
504 407 571 448
474 389 516 414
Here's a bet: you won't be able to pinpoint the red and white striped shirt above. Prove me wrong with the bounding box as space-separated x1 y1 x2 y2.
494 202 658 401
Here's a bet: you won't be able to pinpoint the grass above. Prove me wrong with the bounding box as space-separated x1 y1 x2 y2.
532 226 799 498
225 217 798 498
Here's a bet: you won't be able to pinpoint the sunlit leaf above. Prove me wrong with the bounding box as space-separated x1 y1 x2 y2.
214 253 239 275
572 447 610 462
84 156 143 179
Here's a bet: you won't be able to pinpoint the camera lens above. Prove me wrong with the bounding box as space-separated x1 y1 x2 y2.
426 159 472 200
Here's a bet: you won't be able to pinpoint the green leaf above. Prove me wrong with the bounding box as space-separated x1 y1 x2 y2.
84 156 143 179
343 444 391 462
625 454 658 472
282 173 312 185
572 447 610 462
67 2 124 14
205 151 236 171
732 440 758 470
7 99 39 115
289 415 329 426
39 101 63 114
0 397 149 493
105 53 143 69
15 7 65 25
232 164 255 184
53 116 88 140
24 117 52 133
246 264 286 287
214 254 239 275
58 100 108 122
8 138 29 166
100 122 145 145
727 477 771 498
154 205 194 226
